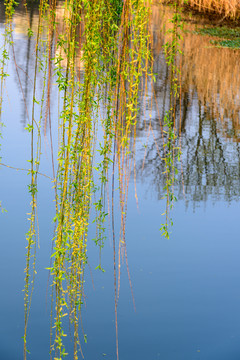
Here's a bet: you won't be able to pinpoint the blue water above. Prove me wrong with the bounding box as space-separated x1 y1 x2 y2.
1 3 240 360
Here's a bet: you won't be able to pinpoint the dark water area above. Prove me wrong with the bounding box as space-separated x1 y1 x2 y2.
1 2 240 360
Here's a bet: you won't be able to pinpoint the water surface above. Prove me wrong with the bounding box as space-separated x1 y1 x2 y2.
1 2 240 360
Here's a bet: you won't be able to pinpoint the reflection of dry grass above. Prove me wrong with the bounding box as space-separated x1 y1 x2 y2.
181 28 240 139
13 12 40 37
151 3 240 141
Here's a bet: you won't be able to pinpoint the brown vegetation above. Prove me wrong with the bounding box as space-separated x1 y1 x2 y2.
151 3 240 142
157 0 240 19
181 0 240 19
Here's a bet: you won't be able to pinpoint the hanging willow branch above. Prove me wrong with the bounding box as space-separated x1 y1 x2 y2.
0 0 183 359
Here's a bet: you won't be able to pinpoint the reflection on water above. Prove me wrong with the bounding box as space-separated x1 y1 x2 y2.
137 96 240 206
135 3 240 206
1 2 240 360
3 1 239 204
0 0 83 128
151 3 240 139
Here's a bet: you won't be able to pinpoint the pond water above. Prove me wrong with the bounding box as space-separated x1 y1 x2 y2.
1 2 240 360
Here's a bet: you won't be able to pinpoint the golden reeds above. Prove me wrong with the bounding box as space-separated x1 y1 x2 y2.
155 0 240 18
181 0 240 18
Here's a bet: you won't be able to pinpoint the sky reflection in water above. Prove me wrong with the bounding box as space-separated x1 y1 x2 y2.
1 2 240 360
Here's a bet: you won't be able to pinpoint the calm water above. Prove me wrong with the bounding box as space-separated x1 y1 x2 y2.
1 2 240 360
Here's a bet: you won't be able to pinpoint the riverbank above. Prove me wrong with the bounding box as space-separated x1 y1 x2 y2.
160 0 240 24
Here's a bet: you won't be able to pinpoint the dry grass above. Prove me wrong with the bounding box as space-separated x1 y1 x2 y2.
179 0 240 19
154 0 240 18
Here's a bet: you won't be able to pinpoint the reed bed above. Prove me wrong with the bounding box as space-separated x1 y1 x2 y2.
178 0 240 18
154 0 240 18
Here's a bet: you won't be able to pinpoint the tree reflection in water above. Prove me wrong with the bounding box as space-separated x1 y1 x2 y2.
1 2 240 206
135 4 240 208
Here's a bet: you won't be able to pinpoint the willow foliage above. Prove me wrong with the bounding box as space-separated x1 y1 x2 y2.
1 0 182 359
12 0 153 359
